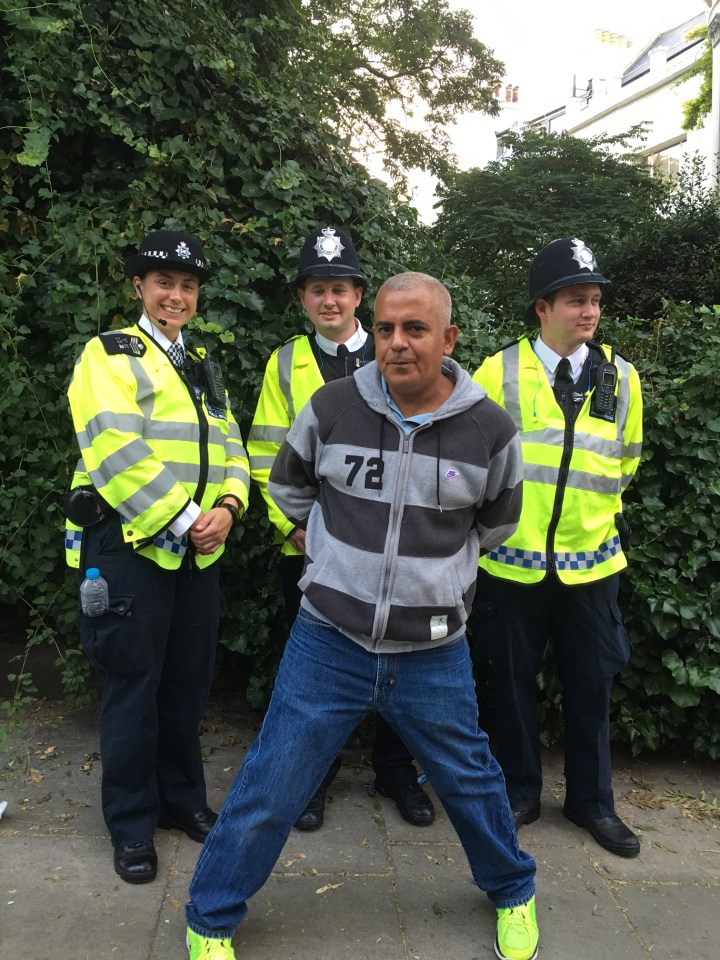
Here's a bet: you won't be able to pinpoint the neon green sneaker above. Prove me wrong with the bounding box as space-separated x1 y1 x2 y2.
495 895 539 960
186 927 236 960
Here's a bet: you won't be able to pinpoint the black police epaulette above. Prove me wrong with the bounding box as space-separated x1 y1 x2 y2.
277 332 306 348
100 332 147 357
589 340 634 363
487 336 524 358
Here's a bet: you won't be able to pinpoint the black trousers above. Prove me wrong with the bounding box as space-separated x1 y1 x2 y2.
474 570 631 819
281 555 417 787
80 515 220 845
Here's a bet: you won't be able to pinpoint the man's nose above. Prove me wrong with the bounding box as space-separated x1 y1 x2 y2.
389 328 407 349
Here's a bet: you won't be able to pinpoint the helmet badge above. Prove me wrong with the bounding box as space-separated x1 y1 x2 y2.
314 227 345 262
570 238 598 272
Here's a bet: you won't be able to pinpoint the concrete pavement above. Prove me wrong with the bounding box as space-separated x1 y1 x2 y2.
1 700 719 960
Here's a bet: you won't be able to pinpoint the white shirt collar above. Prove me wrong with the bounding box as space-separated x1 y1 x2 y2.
534 336 588 381
138 314 184 352
315 320 367 356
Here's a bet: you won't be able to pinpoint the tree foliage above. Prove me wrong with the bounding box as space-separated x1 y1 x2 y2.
605 304 720 758
0 0 433 711
433 127 668 323
291 0 503 181
601 155 720 320
677 25 712 131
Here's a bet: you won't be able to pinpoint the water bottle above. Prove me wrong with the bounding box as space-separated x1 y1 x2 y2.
80 567 109 617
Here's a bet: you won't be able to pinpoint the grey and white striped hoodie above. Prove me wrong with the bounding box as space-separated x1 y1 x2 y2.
268 357 522 653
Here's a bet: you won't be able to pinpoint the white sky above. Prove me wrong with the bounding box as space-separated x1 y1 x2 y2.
407 0 707 217
454 0 706 112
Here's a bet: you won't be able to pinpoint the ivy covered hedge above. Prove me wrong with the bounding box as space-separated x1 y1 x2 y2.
604 305 720 758
1 2 719 758
0 0 427 713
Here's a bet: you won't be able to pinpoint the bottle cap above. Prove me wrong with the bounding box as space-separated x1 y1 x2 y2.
85 568 100 579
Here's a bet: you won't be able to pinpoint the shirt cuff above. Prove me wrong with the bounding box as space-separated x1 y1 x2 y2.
169 502 202 537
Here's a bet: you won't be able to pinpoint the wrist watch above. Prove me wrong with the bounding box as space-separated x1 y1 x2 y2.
216 497 239 525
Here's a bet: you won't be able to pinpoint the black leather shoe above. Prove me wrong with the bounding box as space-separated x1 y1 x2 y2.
157 806 218 843
564 805 640 858
113 840 157 884
294 787 327 831
512 802 541 831
375 780 436 826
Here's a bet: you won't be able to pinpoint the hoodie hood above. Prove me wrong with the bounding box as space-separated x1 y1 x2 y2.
353 357 488 420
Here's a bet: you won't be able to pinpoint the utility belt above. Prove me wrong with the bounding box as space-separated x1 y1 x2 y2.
63 486 114 527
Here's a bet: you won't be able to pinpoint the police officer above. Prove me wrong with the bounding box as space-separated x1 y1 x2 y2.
472 238 643 857
247 227 435 830
66 230 250 883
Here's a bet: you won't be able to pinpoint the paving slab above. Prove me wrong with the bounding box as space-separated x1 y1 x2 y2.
2 701 720 960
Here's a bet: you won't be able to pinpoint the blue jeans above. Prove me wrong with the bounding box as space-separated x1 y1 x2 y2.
186 610 536 938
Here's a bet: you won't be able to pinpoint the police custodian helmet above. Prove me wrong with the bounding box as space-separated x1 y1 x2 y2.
525 237 608 323
124 230 213 284
294 226 367 291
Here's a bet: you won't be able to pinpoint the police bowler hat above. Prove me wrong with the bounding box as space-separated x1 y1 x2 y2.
294 226 366 291
525 237 608 323
123 230 213 283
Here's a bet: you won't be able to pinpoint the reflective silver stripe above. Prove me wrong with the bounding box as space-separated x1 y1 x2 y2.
566 470 621 495
623 440 642 459
114 472 179 520
206 464 229 485
98 460 236 488
93 437 152 481
277 341 296 420
81 414 201 446
146 422 200 442
523 463 620 495
208 423 231 446
227 421 243 441
501 344 521 426
224 465 250 484
249 455 276 471
488 535 621 571
522 427 624 460
248 424 290 443
78 412 146 447
129 356 156 419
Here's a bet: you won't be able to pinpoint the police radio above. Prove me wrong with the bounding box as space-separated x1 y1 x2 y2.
590 360 618 422
201 355 227 409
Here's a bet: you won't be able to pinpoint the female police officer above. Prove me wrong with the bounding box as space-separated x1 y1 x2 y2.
65 230 249 883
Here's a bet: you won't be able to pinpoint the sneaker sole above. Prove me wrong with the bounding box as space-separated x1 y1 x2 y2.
494 937 538 960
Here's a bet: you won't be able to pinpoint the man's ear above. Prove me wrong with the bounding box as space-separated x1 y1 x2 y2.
443 325 459 356
534 299 548 323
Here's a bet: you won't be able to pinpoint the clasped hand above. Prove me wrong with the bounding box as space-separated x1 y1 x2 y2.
189 508 234 555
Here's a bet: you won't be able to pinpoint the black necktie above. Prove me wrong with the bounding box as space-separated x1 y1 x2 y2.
554 357 575 412
336 343 349 376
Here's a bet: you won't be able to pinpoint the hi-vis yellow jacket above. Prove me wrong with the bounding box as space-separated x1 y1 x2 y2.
247 335 324 556
65 325 249 571
473 337 643 585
